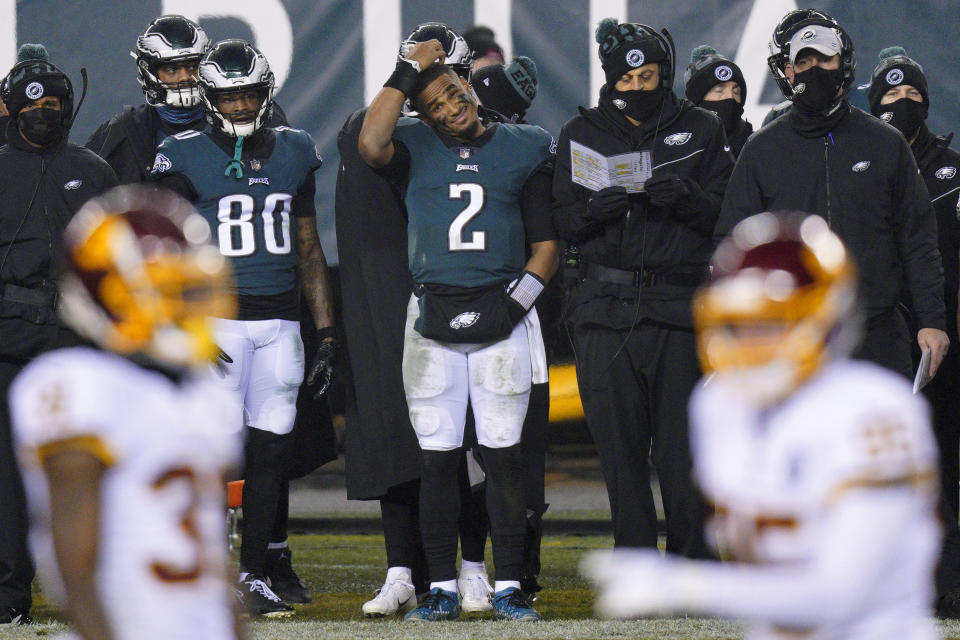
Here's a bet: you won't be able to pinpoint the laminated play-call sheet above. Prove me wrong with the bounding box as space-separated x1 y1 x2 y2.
569 140 652 193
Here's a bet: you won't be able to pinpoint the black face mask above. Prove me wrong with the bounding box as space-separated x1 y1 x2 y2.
700 98 744 134
610 89 665 123
791 66 844 115
17 108 64 146
876 98 928 139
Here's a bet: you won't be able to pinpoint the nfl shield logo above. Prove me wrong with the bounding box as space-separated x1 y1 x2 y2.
459 147 471 159
250 159 262 171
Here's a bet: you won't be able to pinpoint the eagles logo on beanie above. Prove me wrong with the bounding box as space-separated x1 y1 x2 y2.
595 17 668 87
866 46 928 114
683 45 746 105
473 56 538 121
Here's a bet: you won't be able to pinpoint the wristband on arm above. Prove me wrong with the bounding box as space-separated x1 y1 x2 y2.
505 270 546 323
383 58 420 98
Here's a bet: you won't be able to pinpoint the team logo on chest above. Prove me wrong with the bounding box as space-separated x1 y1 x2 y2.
852 160 871 172
456 164 479 172
935 166 957 180
664 132 692 146
248 176 270 186
250 159 262 171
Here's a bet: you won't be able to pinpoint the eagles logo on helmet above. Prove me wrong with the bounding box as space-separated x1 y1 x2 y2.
198 39 275 138
132 15 210 108
400 22 474 80
59 185 236 370
693 212 859 405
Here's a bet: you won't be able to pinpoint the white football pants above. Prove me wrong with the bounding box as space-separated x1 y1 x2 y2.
210 318 304 435
402 293 546 451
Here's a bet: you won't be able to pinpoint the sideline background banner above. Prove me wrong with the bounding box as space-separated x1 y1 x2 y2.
5 0 958 264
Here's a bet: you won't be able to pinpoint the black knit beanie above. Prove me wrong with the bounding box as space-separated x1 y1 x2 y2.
683 45 746 105
867 46 928 113
595 17 668 87
473 56 538 121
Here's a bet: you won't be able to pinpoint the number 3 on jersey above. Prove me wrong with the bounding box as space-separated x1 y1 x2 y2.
217 193 292 257
448 183 486 251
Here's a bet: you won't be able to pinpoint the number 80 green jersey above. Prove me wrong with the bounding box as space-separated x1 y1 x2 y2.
153 126 322 296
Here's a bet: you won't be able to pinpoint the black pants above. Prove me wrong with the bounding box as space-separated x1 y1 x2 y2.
572 321 709 556
921 348 960 598
0 359 33 612
852 308 913 379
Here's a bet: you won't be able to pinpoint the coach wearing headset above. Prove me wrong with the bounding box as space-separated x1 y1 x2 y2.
0 47 116 624
551 18 732 555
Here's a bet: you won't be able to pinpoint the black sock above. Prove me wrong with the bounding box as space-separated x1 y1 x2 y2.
240 428 291 576
380 479 429 591
479 444 525 583
419 449 462 582
458 453 488 563
270 480 290 545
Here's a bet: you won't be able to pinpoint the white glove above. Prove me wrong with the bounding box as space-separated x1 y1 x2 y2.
580 548 680 618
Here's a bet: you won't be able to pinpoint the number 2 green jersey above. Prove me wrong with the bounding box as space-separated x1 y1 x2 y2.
153 126 322 296
393 118 553 288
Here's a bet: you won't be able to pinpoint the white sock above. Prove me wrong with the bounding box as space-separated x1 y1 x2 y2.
430 579 458 594
267 539 288 550
460 559 487 573
385 566 412 583
494 580 521 593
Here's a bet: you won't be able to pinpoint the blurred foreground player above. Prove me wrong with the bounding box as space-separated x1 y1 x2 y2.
584 212 942 640
10 186 243 640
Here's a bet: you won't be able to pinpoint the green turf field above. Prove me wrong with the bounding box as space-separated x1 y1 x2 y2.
6 533 960 640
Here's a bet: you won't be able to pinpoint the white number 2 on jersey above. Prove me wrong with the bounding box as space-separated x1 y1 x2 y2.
448 183 486 251
216 193 292 257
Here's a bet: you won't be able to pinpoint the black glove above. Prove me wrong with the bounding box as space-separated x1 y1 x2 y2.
213 346 233 379
587 186 630 223
306 339 337 399
643 173 691 207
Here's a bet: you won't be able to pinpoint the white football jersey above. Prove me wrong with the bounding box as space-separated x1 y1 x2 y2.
10 347 242 640
689 359 941 640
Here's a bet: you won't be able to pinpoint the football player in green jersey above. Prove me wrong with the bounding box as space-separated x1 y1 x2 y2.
359 39 558 622
151 40 336 617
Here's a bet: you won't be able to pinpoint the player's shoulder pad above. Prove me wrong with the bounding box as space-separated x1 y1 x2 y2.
500 123 556 160
273 125 323 166
812 361 937 496
395 116 423 130
152 130 203 175
10 348 118 451
392 116 429 143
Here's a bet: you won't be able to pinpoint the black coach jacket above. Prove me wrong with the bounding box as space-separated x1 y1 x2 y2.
914 125 960 340
0 124 117 360
553 89 734 329
718 104 945 331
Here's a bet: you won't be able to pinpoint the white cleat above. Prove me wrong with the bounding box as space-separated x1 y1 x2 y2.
362 574 417 618
458 565 494 613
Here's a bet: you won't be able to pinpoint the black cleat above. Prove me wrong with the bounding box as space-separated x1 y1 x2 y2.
265 547 313 604
239 574 295 618
0 608 32 624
